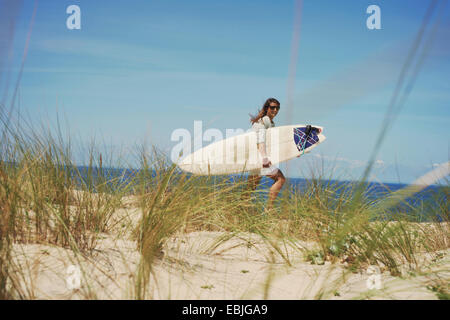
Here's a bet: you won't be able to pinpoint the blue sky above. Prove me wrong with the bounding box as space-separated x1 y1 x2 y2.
1 0 449 183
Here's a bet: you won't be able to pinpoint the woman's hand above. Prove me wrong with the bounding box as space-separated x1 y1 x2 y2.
262 157 272 168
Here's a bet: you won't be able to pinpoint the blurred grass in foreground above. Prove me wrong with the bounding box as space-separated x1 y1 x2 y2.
0 107 448 299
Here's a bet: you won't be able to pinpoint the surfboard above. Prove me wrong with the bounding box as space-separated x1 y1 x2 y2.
177 124 326 175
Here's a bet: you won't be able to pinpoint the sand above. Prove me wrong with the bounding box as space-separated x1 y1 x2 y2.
7 203 449 300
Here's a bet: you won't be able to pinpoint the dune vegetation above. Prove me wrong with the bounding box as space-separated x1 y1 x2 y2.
1 109 448 300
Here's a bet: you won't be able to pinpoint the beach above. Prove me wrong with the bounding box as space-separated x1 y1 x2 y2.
5 193 449 300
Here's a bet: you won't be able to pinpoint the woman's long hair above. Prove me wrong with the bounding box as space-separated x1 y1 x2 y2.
250 97 280 124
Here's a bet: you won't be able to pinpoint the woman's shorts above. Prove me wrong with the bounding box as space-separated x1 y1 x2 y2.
249 165 279 176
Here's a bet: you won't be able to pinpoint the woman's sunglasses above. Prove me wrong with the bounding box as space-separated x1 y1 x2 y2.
268 106 280 110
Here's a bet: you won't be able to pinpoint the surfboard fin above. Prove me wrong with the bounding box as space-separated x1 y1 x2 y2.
305 124 320 136
305 125 312 137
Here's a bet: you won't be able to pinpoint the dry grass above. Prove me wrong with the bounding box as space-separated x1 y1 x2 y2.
1 107 449 300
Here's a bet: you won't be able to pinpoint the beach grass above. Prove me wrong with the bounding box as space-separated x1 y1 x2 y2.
1 106 449 299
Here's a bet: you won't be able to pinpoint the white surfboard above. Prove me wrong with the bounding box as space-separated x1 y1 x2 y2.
178 124 326 175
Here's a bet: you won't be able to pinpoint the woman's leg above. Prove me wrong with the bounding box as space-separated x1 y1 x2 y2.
247 174 262 191
242 174 262 202
267 170 286 209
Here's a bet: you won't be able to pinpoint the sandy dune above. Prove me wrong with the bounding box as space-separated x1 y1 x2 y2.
9 220 448 300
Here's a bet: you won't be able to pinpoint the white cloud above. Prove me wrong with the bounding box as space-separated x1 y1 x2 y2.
374 159 385 168
432 163 442 168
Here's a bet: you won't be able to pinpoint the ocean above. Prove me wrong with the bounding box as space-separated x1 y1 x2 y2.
74 166 448 221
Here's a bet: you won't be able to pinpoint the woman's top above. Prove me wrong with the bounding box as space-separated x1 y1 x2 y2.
250 115 278 175
251 115 274 144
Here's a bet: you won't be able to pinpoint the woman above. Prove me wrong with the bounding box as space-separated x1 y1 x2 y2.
247 98 286 209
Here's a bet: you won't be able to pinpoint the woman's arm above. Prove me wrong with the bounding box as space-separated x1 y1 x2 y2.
257 143 271 167
253 118 272 167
